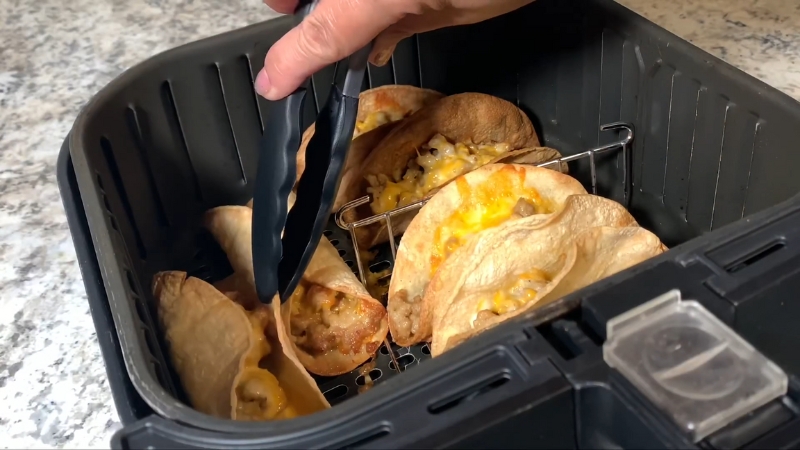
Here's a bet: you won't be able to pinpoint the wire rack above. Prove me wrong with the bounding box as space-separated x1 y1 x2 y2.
335 122 635 284
314 122 634 405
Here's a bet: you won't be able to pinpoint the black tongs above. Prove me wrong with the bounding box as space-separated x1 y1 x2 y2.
251 0 371 304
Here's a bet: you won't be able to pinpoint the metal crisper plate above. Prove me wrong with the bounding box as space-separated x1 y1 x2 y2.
316 123 634 406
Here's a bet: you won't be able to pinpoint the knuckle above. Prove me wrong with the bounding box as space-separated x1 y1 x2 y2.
297 13 344 62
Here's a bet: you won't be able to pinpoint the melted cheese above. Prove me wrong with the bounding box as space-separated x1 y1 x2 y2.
234 311 295 420
475 269 551 319
354 110 405 138
289 283 365 356
429 166 553 276
366 134 510 214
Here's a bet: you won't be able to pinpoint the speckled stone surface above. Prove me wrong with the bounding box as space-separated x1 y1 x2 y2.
0 1 277 448
0 0 799 448
617 0 800 99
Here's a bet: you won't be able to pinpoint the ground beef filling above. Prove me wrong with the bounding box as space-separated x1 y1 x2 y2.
290 284 375 357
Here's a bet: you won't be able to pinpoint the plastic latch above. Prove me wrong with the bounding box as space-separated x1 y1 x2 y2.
603 290 788 443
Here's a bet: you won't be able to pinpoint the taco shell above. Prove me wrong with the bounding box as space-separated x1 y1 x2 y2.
214 272 259 309
295 85 445 186
153 271 329 420
339 92 558 249
425 196 663 356
203 206 388 376
387 164 588 347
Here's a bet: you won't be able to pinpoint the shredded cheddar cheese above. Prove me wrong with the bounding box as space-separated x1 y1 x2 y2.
475 269 551 319
366 134 511 214
429 166 553 276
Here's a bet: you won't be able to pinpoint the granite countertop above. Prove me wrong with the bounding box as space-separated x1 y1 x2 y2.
0 0 798 447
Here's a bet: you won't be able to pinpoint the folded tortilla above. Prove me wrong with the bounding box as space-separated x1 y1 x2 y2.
153 271 329 420
272 236 389 376
214 272 259 309
387 164 588 347
295 85 445 198
204 206 388 376
424 196 664 356
337 92 564 249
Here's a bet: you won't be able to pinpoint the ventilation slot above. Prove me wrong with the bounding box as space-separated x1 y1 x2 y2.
149 360 171 393
125 270 139 296
363 64 372 90
102 196 113 215
143 327 177 397
427 372 511 415
323 384 349 402
133 295 151 327
724 241 786 273
213 63 248 184
124 106 170 228
388 353 415 371
142 328 163 373
356 369 383 386
160 81 203 202
100 137 147 260
369 260 391 273
242 54 265 133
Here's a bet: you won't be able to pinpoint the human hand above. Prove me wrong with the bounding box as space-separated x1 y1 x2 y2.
255 0 534 100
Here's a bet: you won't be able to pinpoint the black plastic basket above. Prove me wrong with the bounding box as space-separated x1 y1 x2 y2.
58 0 800 447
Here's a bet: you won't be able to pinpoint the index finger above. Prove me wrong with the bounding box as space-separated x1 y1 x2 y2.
258 0 408 100
264 0 298 14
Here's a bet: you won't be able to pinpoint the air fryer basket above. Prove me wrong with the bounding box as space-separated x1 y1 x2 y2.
66 0 800 443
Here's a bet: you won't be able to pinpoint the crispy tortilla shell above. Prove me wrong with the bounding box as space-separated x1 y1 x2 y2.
204 206 256 288
271 238 388 376
295 85 444 185
360 93 540 179
153 271 329 420
340 93 546 248
214 272 259 309
387 164 588 347
425 197 662 356
203 206 388 376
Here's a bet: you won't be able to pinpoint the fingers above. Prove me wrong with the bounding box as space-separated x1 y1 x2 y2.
256 0 407 100
368 9 445 66
263 0 298 14
370 31 409 66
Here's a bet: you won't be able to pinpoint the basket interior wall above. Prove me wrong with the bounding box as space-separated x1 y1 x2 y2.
74 0 800 413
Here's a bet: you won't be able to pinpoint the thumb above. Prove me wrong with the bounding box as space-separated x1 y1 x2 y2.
256 0 407 100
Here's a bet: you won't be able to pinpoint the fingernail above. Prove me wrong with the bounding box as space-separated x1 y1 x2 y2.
255 69 274 99
372 49 392 67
